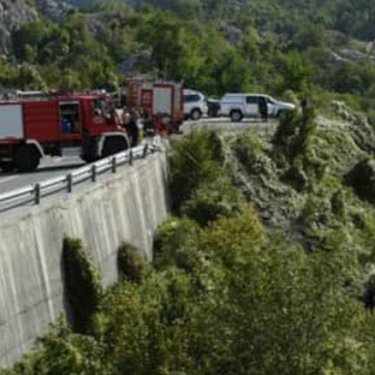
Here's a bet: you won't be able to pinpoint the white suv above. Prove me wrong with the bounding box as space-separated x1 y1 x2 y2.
183 89 208 121
220 93 296 122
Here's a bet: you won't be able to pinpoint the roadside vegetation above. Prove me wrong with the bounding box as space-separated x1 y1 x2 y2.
6 105 375 372
4 0 375 373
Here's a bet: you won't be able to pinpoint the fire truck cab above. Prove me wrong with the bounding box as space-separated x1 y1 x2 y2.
0 93 129 172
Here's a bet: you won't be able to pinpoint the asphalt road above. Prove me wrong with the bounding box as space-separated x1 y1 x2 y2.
0 156 84 195
0 118 276 195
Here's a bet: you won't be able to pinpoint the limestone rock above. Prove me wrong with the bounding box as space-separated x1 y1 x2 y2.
0 0 37 54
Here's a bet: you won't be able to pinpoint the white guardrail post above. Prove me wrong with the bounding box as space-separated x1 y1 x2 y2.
0 140 163 213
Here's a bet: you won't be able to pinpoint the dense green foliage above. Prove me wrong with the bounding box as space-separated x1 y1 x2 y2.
9 14 118 90
0 0 374 123
117 242 150 282
4 0 375 373
62 238 103 334
7 110 375 372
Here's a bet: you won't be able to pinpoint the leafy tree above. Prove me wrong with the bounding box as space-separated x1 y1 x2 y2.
169 130 224 212
275 52 315 94
1 317 110 375
181 175 246 226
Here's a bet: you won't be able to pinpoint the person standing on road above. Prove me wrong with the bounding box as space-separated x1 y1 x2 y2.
258 96 268 122
127 109 140 147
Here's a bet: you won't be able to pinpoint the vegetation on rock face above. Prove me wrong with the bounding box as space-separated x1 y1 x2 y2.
117 242 149 283
5 0 375 373
169 131 224 212
7 107 375 373
62 238 103 334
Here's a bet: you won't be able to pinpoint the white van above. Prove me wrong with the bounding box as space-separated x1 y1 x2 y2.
220 93 296 121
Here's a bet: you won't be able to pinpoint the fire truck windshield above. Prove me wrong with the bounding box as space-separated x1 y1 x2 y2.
92 99 112 120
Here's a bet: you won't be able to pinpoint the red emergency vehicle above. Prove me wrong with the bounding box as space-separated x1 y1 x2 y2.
0 93 129 172
127 79 184 135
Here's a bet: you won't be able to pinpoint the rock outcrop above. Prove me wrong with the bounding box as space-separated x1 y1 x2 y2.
0 0 37 54
34 0 72 22
0 0 72 55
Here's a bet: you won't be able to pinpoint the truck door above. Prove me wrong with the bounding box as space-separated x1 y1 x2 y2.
245 96 259 117
59 101 82 139
266 96 276 116
153 86 173 116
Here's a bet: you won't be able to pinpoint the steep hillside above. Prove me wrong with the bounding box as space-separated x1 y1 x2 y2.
34 0 72 21
0 0 71 54
59 0 375 40
57 0 93 7
7 104 375 375
0 0 37 54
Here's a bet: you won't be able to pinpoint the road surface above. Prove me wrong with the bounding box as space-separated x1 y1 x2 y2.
0 118 276 195
0 157 84 195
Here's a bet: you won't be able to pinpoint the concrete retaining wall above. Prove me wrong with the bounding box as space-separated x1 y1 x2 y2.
0 152 169 368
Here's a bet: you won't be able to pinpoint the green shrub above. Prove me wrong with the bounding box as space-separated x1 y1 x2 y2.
62 238 103 334
233 130 268 171
117 243 149 283
169 130 224 213
2 316 109 375
181 176 245 226
153 217 200 271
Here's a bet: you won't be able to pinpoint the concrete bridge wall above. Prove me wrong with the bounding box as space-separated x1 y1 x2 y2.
0 152 169 368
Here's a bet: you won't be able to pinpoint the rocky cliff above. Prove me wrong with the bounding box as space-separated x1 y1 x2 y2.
0 0 37 54
0 0 71 55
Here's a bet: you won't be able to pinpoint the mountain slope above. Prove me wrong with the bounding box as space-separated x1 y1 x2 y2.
0 0 72 54
0 0 37 53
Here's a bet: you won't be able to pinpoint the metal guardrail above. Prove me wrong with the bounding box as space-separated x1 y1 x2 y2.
0 141 160 213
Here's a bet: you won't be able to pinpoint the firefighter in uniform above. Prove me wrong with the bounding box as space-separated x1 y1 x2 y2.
122 107 140 147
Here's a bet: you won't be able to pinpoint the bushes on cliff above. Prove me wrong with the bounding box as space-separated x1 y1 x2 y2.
181 175 246 227
62 238 103 334
8 104 375 374
153 217 200 271
169 129 246 226
1 317 110 375
6 212 375 374
169 130 225 212
117 243 150 283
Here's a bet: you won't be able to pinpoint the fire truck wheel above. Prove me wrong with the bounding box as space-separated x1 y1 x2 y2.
0 162 15 172
102 136 129 158
14 145 40 172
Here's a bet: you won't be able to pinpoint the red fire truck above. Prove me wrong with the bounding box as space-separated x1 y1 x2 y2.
0 93 129 172
127 79 184 135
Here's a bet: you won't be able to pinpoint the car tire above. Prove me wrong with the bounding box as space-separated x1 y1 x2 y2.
230 110 243 122
190 109 202 121
14 145 40 172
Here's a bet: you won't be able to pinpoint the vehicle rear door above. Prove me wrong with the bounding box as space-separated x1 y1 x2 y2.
245 96 259 117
